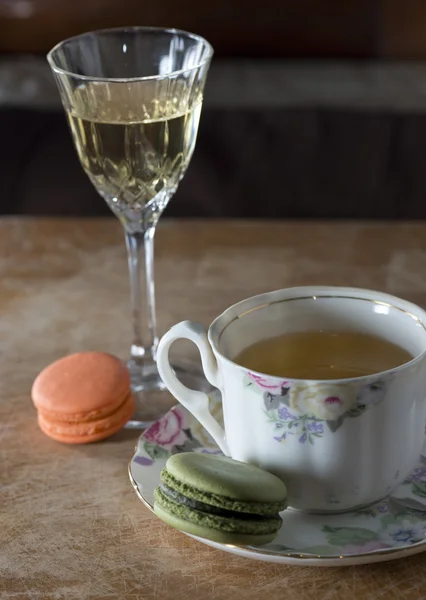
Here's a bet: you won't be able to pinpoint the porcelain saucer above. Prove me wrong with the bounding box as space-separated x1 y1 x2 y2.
129 392 426 566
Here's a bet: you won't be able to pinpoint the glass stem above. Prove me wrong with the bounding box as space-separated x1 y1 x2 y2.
125 226 158 371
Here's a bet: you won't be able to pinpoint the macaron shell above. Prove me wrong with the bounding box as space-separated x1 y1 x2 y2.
38 392 134 444
154 503 277 546
32 352 130 420
165 453 287 504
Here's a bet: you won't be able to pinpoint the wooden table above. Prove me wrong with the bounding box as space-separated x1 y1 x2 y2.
2 218 426 600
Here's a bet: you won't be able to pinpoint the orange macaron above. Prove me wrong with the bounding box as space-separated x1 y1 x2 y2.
32 352 134 443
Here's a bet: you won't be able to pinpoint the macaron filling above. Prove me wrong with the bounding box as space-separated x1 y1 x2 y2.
154 487 282 535
37 392 133 437
160 484 280 521
35 393 129 424
160 468 287 515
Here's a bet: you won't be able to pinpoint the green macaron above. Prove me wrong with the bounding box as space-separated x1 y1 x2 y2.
154 452 287 546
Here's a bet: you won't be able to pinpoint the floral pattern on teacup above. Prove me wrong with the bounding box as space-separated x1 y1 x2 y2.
271 404 325 445
289 384 357 420
244 371 389 444
247 372 290 394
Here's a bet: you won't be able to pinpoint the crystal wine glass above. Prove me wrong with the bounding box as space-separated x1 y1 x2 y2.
48 27 213 426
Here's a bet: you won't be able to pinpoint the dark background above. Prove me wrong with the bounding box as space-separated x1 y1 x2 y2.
2 1 426 218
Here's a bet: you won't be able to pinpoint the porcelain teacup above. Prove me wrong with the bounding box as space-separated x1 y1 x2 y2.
157 286 426 512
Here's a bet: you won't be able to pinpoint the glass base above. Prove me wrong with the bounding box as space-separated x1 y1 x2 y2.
125 360 213 429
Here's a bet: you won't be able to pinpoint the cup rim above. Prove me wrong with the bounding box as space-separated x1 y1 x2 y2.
208 286 426 384
47 26 214 83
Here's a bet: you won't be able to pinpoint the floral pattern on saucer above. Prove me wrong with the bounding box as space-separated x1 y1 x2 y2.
243 372 388 444
129 391 426 565
132 406 205 468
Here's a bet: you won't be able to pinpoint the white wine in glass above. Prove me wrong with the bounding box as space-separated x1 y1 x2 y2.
67 82 203 221
48 27 213 426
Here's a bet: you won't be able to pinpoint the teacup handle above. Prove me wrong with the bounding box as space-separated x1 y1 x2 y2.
157 321 230 456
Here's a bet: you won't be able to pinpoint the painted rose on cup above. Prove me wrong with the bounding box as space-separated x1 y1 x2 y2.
289 384 357 421
247 372 290 394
